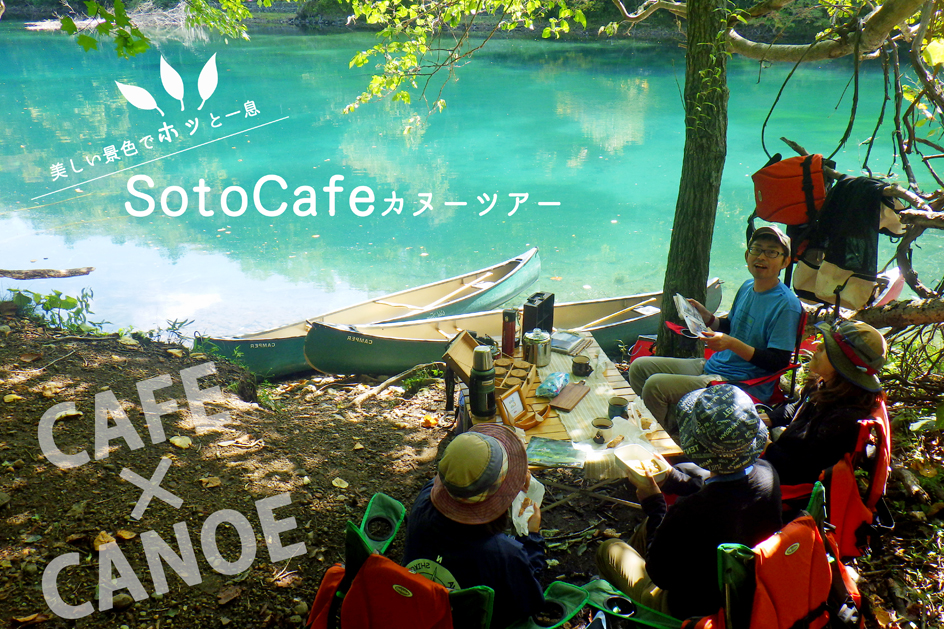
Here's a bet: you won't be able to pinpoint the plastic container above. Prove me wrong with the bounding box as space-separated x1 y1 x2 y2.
614 444 671 484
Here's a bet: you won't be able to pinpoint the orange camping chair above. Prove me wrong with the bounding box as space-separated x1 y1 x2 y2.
667 309 810 405
779 399 894 560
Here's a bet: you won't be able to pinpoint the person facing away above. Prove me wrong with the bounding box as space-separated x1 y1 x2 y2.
402 423 545 629
763 319 888 487
629 225 803 434
595 384 783 620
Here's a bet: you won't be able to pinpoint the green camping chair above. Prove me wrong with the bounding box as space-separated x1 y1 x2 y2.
306 493 495 629
358 492 407 554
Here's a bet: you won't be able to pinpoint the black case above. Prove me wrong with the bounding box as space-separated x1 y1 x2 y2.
521 291 554 340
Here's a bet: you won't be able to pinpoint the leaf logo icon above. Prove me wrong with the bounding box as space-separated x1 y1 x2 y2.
160 56 185 111
197 53 218 111
115 81 164 116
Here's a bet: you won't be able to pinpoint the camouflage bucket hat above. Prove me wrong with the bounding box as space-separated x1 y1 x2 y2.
677 385 768 474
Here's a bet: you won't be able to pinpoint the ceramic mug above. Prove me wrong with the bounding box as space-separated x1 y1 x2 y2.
572 355 593 377
608 396 629 419
591 417 613 443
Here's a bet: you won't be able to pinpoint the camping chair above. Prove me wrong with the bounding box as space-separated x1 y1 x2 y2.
665 309 810 406
679 483 863 629
779 399 894 559
305 493 495 629
604 485 864 629
705 309 810 406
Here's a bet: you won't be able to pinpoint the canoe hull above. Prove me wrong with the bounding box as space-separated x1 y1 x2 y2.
195 331 308 379
305 279 723 375
195 248 539 378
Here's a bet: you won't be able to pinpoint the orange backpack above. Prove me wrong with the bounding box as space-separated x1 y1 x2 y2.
681 512 864 629
748 515 833 628
307 554 453 629
751 154 830 227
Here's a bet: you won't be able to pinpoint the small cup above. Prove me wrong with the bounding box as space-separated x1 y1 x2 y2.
572 355 593 377
608 396 629 419
591 417 613 442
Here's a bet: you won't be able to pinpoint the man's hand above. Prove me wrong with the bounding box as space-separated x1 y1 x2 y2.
703 331 755 361
703 330 732 351
687 298 712 325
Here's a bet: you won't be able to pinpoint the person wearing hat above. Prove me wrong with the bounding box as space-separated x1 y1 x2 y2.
763 319 887 487
629 225 803 433
402 423 545 629
596 385 782 619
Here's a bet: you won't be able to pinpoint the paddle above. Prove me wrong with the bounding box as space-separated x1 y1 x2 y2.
575 297 657 330
421 272 494 310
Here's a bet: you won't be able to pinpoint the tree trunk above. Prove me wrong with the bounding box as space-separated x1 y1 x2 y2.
0 267 95 280
656 0 729 357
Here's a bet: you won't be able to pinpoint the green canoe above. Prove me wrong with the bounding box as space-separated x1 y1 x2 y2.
304 278 723 375
194 248 540 378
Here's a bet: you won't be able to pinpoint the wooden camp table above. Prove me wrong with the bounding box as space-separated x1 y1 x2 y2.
520 333 682 458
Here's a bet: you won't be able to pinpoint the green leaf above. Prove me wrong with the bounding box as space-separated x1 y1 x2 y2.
909 418 936 432
574 9 586 28
60 16 78 34
113 0 132 28
77 34 99 51
60 297 79 311
923 38 944 68
936 402 944 430
11 292 32 308
542 26 551 37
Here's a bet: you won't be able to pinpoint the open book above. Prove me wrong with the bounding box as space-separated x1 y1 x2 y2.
673 293 710 337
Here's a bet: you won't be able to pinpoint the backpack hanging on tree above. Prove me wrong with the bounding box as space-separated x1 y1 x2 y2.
750 153 833 227
791 176 905 310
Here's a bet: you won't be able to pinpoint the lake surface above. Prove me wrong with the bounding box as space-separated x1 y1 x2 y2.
1 24 939 338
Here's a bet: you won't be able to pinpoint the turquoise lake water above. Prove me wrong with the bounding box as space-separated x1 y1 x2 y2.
1 24 939 337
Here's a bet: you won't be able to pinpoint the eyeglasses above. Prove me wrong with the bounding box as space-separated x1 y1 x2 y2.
747 245 786 259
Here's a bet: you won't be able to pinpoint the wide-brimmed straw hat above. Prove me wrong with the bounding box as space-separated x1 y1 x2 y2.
815 320 887 393
431 423 527 525
677 385 768 474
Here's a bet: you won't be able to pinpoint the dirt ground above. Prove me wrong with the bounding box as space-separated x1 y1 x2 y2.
0 312 647 628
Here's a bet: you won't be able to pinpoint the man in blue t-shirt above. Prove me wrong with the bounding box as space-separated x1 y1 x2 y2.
628 226 803 434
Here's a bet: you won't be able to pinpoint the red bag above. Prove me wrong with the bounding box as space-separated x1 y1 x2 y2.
628 335 656 364
752 154 828 226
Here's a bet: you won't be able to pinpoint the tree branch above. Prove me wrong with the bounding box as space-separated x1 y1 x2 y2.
347 361 445 408
882 183 935 211
612 0 686 23
908 1 944 116
897 208 944 229
0 267 95 280
743 0 797 20
727 0 926 62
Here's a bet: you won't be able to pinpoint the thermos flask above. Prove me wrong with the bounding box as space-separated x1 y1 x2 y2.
502 309 517 356
470 345 497 421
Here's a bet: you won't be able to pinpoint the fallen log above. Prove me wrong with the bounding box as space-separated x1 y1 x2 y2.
0 267 95 280
802 296 944 330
